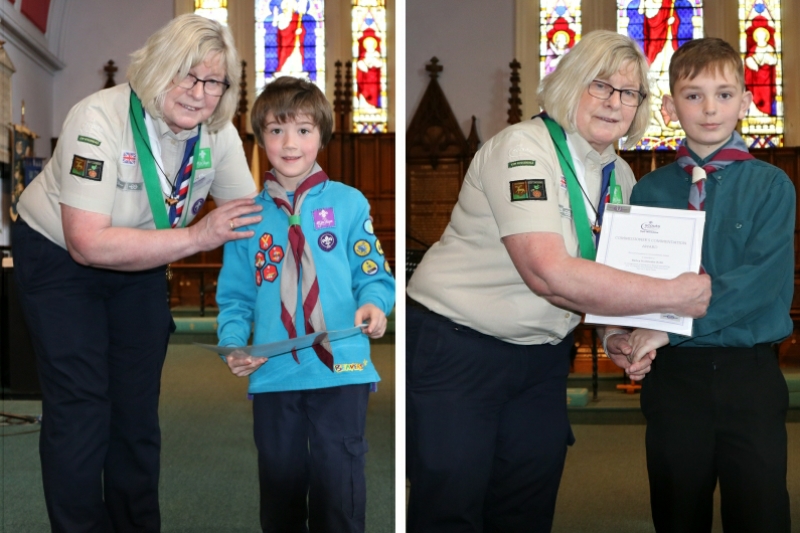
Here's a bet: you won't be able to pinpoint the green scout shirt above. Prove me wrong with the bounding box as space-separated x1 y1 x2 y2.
630 144 795 348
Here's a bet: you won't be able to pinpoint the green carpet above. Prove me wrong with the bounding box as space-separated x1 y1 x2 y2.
1 341 395 533
552 423 800 532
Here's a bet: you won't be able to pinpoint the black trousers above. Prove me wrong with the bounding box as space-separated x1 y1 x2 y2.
641 344 791 533
406 304 574 533
12 218 173 533
253 384 370 533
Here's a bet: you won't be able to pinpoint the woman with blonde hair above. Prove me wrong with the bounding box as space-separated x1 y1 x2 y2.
12 14 260 532
406 30 712 532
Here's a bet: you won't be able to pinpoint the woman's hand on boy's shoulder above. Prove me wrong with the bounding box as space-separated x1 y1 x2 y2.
225 350 268 377
355 303 387 339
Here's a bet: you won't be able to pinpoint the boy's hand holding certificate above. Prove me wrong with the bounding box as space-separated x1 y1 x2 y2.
584 204 705 335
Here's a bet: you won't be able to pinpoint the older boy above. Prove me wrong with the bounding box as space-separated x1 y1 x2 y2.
609 38 794 532
215 76 395 532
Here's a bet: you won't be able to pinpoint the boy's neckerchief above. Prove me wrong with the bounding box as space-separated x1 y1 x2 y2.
264 165 334 372
675 132 754 179
129 88 200 229
540 113 620 260
675 132 753 275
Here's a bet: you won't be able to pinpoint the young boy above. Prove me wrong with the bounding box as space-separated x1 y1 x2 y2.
215 76 395 532
615 38 794 531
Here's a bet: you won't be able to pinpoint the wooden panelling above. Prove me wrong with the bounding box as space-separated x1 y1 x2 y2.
407 161 465 248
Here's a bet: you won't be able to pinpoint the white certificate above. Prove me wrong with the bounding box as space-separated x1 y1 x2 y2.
584 204 705 336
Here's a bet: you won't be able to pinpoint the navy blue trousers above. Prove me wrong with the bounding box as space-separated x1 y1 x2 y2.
12 218 172 533
641 345 791 533
252 383 370 533
406 304 574 533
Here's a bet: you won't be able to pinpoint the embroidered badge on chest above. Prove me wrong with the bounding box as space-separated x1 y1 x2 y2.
263 264 278 283
195 148 212 170
318 232 337 252
70 155 104 181
255 251 267 269
510 179 547 201
269 246 284 263
121 151 137 166
253 233 284 286
312 208 335 230
191 198 205 214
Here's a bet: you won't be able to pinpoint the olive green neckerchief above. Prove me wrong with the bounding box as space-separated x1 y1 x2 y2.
541 114 617 261
129 89 200 229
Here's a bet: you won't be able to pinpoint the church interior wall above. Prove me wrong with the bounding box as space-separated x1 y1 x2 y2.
406 0 514 142
1 0 173 158
2 40 54 160
52 0 173 142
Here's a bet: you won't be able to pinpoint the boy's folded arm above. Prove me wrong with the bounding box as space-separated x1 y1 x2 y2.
681 177 795 340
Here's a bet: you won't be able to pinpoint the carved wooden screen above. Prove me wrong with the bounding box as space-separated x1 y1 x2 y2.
406 57 477 264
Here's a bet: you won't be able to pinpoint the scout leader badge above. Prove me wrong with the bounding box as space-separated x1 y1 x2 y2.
540 113 622 261
128 88 201 229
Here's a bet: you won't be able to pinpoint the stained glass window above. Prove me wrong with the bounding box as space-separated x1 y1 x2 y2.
194 0 228 26
255 0 326 95
618 0 704 150
351 0 387 133
739 0 783 148
539 1 581 80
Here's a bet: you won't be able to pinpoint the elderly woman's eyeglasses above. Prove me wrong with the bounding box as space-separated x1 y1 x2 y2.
174 73 230 97
587 80 645 107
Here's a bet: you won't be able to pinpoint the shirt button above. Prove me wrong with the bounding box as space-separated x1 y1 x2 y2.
565 313 570 318
735 223 742 229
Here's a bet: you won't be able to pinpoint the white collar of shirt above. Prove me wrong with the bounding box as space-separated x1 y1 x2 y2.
565 130 617 221
143 114 200 198
154 116 199 142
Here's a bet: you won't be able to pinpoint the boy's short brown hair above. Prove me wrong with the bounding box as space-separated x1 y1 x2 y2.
668 38 745 93
250 76 334 148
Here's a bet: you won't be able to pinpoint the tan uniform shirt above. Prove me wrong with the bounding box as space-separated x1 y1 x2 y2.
18 83 255 249
407 117 636 345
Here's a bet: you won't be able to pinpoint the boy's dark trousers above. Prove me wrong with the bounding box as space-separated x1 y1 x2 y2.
406 304 574 533
253 383 370 533
641 344 791 533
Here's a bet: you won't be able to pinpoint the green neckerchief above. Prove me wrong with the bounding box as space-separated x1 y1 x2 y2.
128 89 200 229
541 115 617 261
